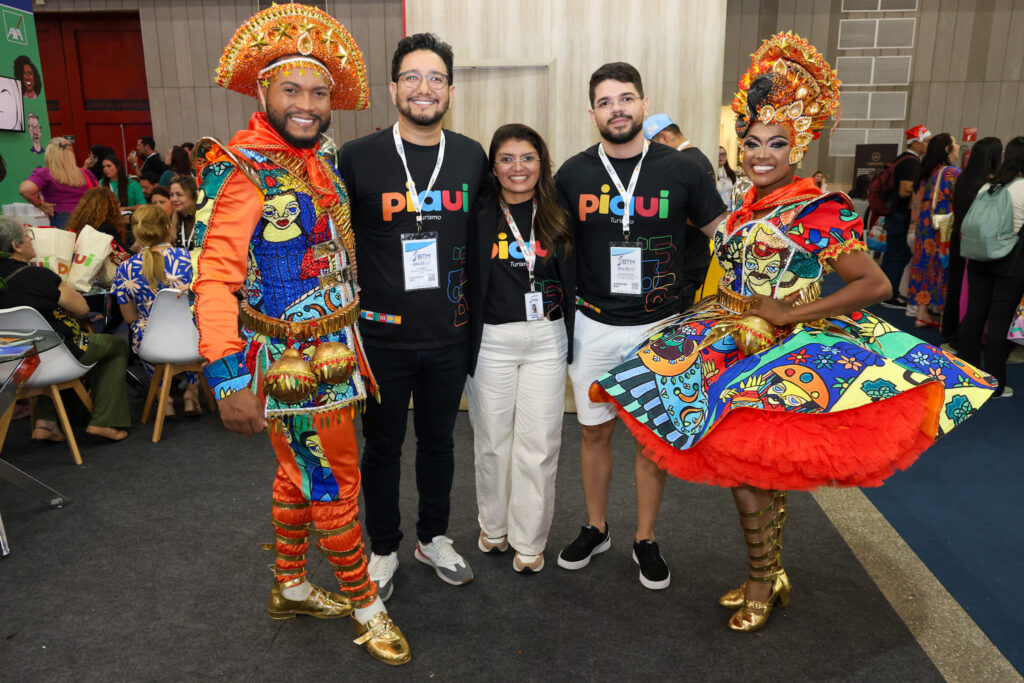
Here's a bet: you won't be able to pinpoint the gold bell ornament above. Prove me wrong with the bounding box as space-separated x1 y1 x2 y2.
310 341 358 385
731 315 778 356
264 347 318 403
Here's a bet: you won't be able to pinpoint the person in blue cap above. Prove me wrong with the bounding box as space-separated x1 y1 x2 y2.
644 113 716 306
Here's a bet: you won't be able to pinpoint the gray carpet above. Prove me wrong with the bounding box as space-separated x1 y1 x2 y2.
0 395 942 681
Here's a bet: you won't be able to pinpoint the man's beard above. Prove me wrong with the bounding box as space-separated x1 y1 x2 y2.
396 94 448 128
598 117 642 145
267 107 331 149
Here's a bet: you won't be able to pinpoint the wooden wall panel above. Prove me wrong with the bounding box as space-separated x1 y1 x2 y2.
406 0 727 166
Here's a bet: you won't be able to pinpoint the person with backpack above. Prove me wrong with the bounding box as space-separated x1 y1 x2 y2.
942 137 1003 349
907 133 961 328
957 136 1024 398
878 125 931 308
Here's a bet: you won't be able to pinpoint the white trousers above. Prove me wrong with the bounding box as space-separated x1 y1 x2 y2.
465 319 567 555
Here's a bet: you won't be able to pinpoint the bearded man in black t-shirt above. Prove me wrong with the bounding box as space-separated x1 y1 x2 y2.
554 63 728 590
339 33 487 600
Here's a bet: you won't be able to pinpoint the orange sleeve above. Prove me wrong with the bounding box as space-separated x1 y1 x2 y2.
193 168 262 371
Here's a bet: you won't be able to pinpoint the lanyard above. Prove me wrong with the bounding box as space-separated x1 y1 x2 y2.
597 140 649 241
393 123 445 232
499 198 538 292
179 218 194 249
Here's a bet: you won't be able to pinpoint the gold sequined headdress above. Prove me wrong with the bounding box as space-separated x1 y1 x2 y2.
216 3 369 111
732 32 840 164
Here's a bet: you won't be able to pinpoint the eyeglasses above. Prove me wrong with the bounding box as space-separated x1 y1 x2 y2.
495 154 539 166
396 71 449 90
58 143 72 150
24 228 35 240
594 94 640 110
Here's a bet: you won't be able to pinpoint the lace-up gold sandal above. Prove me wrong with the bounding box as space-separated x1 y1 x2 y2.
728 491 791 632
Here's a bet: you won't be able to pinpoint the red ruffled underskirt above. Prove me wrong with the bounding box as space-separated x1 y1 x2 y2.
594 382 945 491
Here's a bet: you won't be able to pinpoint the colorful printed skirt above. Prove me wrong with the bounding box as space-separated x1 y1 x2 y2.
593 304 996 491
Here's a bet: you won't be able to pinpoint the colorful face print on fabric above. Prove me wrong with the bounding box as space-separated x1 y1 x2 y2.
284 419 339 502
262 194 303 242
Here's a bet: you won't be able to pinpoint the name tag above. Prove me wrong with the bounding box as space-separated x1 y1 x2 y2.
401 232 439 291
524 291 544 320
609 242 642 296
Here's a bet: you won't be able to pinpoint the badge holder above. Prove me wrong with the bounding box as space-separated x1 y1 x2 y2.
400 232 440 291
609 241 643 296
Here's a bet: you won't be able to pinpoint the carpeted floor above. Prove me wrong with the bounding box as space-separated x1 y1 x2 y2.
863 301 1024 674
1 396 942 680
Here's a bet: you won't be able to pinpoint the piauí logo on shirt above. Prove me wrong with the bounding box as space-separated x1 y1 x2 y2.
381 183 471 221
578 184 670 221
492 232 549 261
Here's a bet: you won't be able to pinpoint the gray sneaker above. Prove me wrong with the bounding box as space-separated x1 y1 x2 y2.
367 551 398 601
414 535 474 585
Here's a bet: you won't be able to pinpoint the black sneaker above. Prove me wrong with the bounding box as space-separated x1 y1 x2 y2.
632 539 671 590
878 296 907 310
557 524 610 570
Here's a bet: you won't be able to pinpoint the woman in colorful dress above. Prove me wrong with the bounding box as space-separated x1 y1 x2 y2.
907 134 961 328
113 205 200 415
592 33 996 633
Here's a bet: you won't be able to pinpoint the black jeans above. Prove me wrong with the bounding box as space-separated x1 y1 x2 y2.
941 235 965 344
958 244 1024 393
359 340 468 554
880 211 911 295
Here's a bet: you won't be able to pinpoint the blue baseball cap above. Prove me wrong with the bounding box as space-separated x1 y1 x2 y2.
643 114 676 140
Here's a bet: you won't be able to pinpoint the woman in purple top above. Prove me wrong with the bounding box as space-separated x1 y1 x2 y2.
18 137 97 229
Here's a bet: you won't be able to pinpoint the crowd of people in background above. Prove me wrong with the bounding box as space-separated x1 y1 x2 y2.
863 127 1024 398
3 133 198 442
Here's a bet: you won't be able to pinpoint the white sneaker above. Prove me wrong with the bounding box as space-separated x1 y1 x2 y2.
995 386 1014 399
367 552 398 601
414 535 474 585
1007 346 1024 365
906 304 918 317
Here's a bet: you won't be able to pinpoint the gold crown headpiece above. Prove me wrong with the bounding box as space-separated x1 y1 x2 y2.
731 32 840 164
216 3 369 111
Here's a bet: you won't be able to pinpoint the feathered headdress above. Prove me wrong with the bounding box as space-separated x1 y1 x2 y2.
732 32 840 164
216 3 369 111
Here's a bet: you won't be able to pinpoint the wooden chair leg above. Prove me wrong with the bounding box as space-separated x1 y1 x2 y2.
141 365 163 424
200 374 217 412
152 364 173 443
49 385 82 466
0 404 14 456
70 379 93 413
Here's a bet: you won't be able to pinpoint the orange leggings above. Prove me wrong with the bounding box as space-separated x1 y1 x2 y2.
267 409 376 608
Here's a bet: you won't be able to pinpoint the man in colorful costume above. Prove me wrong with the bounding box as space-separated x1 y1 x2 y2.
192 4 409 665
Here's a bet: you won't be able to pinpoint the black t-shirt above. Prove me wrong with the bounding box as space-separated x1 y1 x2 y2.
339 128 487 349
892 151 920 213
0 260 85 358
556 142 726 325
678 146 715 295
483 199 564 324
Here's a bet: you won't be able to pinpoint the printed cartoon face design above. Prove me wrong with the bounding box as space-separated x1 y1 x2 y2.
261 193 303 242
743 222 789 295
765 365 828 410
658 358 708 436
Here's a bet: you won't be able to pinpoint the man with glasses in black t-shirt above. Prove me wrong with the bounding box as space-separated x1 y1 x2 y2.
555 63 728 590
339 33 487 602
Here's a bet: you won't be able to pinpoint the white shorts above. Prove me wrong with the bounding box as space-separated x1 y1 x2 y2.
568 313 671 426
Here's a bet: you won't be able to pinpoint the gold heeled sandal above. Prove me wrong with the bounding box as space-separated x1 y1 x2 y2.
728 491 790 632
719 492 788 609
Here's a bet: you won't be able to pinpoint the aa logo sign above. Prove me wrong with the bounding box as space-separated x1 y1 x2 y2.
3 10 27 46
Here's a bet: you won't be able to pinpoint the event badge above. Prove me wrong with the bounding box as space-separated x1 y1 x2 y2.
401 232 439 291
609 242 642 296
524 291 544 321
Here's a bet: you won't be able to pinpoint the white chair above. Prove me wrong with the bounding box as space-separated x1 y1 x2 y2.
137 289 216 442
0 306 96 465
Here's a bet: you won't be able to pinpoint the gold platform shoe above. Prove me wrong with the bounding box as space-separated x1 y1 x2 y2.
353 612 411 666
267 581 354 620
720 492 789 610
727 491 790 632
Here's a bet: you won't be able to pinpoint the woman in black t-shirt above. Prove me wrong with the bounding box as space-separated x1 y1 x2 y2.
465 124 574 574
0 218 131 441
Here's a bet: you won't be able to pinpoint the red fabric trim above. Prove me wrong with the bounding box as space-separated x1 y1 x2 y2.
595 381 945 491
726 177 823 234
